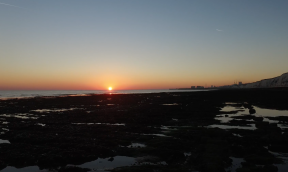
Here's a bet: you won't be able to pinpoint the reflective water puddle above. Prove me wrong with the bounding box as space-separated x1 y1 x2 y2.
79 156 136 171
135 156 167 165
31 108 81 113
264 147 288 172
1 156 161 172
209 103 288 130
0 139 10 144
142 133 170 137
0 114 38 119
1 166 41 172
36 123 46 127
127 143 146 148
208 124 256 130
225 157 245 172
160 126 178 131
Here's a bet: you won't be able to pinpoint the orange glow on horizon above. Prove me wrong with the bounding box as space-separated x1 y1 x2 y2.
1 71 267 90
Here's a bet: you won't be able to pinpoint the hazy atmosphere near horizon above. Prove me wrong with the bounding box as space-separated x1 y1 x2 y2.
1 0 288 90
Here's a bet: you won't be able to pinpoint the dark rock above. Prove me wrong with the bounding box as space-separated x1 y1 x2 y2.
231 145 245 157
38 154 66 168
58 166 90 172
263 164 278 172
253 117 264 122
1 89 288 171
270 123 278 127
241 162 254 167
236 166 263 172
166 152 186 164
244 154 275 165
200 162 226 172
249 108 256 115
237 165 278 172
269 144 288 153
243 104 252 109
231 115 254 120
255 122 270 129
0 160 7 170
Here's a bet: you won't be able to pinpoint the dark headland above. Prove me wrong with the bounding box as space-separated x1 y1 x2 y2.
171 72 288 90
0 88 288 172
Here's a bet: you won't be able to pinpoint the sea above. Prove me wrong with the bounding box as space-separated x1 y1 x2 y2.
0 89 208 99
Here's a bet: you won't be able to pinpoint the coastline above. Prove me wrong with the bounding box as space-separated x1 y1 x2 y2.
0 89 210 100
0 89 288 172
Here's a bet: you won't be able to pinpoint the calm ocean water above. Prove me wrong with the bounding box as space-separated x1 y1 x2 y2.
0 89 207 99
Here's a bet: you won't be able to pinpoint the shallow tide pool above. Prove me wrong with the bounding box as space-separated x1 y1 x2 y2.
209 103 288 130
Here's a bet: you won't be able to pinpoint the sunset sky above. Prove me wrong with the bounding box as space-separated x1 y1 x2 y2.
1 0 288 90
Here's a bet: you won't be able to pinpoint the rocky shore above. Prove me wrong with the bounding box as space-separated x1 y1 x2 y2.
0 88 288 172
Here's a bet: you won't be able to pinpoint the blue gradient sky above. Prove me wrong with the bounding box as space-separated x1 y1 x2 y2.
1 0 288 90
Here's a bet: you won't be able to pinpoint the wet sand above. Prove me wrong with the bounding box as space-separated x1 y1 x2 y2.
0 88 288 172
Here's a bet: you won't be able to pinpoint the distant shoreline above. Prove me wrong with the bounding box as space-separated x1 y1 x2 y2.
170 86 288 90
0 89 209 100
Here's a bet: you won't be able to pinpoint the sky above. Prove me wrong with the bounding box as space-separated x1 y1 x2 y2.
1 0 288 90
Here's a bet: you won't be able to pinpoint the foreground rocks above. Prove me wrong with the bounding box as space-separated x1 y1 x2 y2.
0 88 288 171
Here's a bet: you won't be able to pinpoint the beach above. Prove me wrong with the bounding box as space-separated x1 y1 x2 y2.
1 88 288 172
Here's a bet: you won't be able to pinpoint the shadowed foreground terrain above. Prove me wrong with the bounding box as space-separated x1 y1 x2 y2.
0 89 288 172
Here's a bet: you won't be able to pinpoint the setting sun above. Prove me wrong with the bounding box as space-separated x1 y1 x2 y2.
108 87 112 91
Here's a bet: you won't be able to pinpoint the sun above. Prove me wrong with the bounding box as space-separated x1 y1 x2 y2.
108 87 112 91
